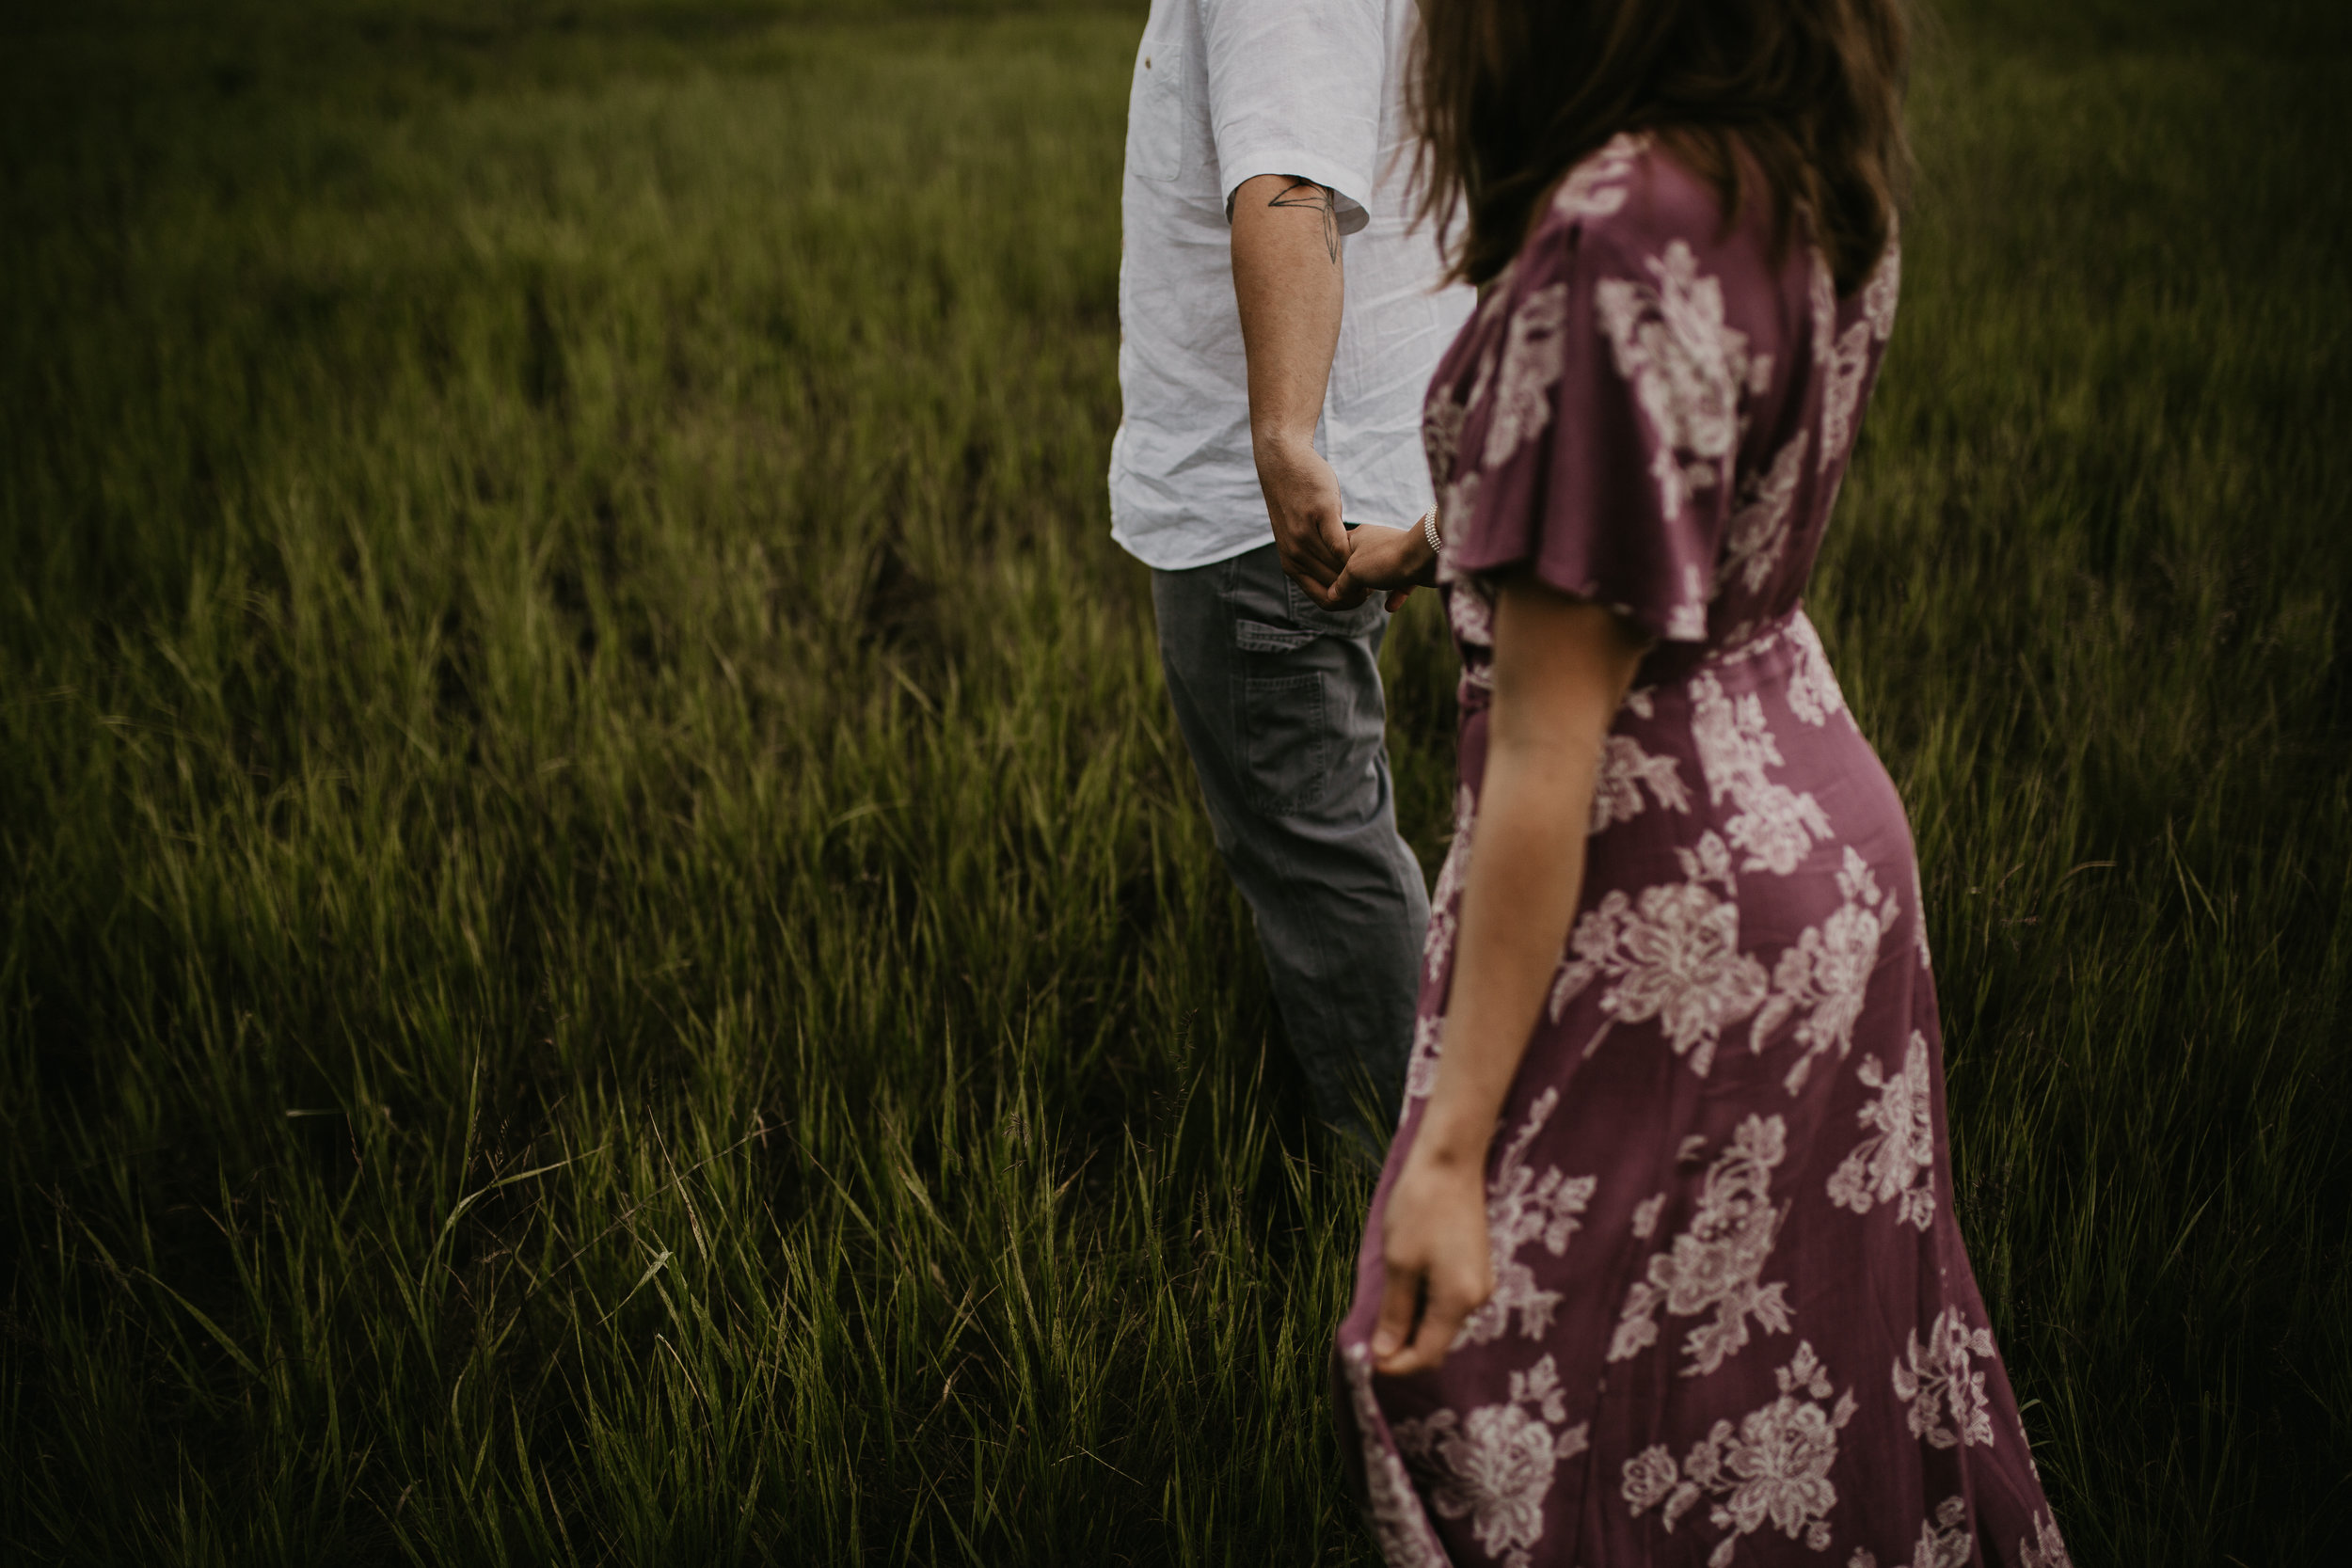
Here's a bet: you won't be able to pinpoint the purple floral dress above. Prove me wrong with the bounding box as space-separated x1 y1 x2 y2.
1334 136 2070 1568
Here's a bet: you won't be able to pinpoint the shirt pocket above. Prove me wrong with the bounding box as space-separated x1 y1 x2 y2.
1126 41 1187 183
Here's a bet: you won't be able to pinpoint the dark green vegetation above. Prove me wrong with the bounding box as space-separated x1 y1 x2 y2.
4 0 2347 1560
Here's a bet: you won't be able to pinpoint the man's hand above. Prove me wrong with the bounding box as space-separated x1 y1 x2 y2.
1258 435 1352 605
1231 172 1349 607
1334 521 1438 612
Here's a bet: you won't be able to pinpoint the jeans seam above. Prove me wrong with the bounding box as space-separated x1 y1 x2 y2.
1152 542 1420 1135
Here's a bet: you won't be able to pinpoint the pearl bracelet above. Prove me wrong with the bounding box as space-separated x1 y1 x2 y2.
1421 507 1443 554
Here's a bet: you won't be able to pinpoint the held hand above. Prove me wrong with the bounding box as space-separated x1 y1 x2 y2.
1256 435 1354 609
1370 1148 1494 1377
1333 521 1438 613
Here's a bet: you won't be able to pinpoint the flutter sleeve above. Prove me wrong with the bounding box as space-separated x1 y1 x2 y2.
1437 206 1756 646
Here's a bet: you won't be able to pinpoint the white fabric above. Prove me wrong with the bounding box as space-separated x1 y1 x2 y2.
1110 0 1475 571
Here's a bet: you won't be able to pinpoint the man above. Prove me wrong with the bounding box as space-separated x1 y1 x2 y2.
1111 0 1472 1149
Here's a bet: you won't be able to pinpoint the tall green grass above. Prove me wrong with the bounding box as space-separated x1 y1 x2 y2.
3 2 2347 1561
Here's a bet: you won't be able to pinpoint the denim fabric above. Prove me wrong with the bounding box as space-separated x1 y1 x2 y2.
1151 542 1429 1150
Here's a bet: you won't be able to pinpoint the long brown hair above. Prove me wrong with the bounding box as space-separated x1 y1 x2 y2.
1411 0 1912 293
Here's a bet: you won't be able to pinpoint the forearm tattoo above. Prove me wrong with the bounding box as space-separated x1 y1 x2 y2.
1268 177 1340 263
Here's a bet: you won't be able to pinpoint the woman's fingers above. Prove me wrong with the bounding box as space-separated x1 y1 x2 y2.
1371 1154 1494 1375
1376 1272 1480 1375
1342 523 1410 590
1369 1262 1422 1361
1408 1276 1478 1365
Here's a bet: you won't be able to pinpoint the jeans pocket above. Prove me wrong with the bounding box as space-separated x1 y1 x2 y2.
1235 617 1317 654
1241 671 1331 817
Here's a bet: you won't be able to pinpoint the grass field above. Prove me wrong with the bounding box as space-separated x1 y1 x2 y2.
3 1 2348 1562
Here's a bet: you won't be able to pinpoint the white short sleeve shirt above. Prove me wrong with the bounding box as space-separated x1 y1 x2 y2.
1110 0 1475 571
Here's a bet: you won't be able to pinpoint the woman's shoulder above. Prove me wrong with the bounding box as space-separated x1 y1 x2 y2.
1517 133 1744 283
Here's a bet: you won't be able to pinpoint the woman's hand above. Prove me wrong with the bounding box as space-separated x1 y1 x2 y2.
1335 521 1438 611
1370 1147 1494 1376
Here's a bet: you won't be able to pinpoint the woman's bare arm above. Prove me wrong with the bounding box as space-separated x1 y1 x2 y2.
1372 578 1646 1376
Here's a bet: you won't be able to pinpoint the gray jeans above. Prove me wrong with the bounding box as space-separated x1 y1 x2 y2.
1151 542 1429 1148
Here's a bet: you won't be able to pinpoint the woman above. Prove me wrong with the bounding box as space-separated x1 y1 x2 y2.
1329 1 2070 1563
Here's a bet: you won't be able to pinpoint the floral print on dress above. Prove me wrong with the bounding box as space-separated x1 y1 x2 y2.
1827 1031 1938 1228
1590 734 1692 832
1820 239 1902 475
1422 781 1480 989
1862 232 1902 341
1820 334 1871 480
1341 1344 1455 1568
1423 383 1470 494
1597 241 1755 522
1912 862 1935 974
1690 671 1836 876
1339 136 2060 1568
1720 431 1811 598
1893 1307 2000 1450
1610 1114 1794 1375
1850 1497 1973 1568
1783 613 1851 728
1622 1341 1859 1566
1549 832 1769 1078
1404 1010 1444 1107
1483 284 1573 467
1396 1356 1592 1566
1553 786 1896 1096
2019 1511 2075 1568
1441 559 1498 704
1753 847 1899 1095
1551 132 1645 224
1455 1089 1598 1346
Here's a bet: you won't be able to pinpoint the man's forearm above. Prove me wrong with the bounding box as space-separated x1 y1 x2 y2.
1231 172 1344 450
1231 172 1349 596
